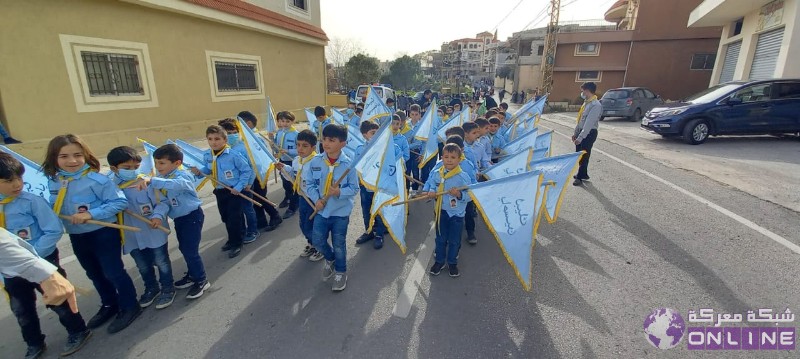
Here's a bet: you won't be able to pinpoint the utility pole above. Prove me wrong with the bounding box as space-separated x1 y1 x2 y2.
541 0 560 95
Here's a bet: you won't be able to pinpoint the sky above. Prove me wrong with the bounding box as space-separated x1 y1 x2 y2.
320 0 620 61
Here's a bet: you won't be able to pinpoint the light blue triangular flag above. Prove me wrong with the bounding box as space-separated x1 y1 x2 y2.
137 138 158 177
0 145 50 202
503 127 538 155
529 152 583 223
371 156 407 253
482 148 533 180
236 118 278 188
362 86 393 126
353 124 394 191
265 96 278 133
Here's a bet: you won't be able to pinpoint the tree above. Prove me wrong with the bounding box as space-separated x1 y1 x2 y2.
388 55 422 92
325 37 364 89
344 53 380 89
496 65 515 90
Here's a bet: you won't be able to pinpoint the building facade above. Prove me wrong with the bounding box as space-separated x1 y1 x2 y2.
0 0 327 157
688 0 799 85
549 0 721 103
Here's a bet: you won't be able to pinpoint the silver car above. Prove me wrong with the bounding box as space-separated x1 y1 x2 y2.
600 87 664 121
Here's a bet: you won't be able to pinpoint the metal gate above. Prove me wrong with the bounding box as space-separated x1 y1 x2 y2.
719 41 741 83
749 27 784 81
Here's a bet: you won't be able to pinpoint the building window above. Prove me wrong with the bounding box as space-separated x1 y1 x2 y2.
285 0 310 19
80 52 143 96
290 0 306 10
731 18 744 37
690 54 716 70
206 50 265 102
575 43 600 56
59 34 158 113
576 71 602 82
537 45 544 56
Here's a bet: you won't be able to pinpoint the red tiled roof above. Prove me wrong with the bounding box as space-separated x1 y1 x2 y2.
185 0 328 41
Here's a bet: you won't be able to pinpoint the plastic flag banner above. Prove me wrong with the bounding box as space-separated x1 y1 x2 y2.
0 145 49 202
236 118 278 188
529 152 584 223
331 108 346 125
503 127 538 155
482 148 533 180
353 124 394 191
265 96 278 133
169 140 210 190
304 108 316 124
435 108 469 141
343 124 365 161
468 172 545 291
136 138 158 177
532 147 550 161
370 157 407 253
412 98 437 141
362 86 393 126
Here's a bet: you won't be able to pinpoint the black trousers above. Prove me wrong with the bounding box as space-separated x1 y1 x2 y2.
575 129 598 180
251 177 280 228
215 188 245 246
4 249 87 347
279 160 298 211
464 201 477 234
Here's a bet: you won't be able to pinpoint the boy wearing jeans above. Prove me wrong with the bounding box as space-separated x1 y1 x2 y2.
146 144 209 299
107 146 175 309
303 124 359 291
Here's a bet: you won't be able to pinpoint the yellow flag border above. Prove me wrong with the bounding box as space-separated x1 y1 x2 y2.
543 151 584 224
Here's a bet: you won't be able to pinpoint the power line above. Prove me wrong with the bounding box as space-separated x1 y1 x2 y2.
522 4 550 30
492 0 527 32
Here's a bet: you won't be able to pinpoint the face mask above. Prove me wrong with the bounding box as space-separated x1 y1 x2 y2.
227 133 240 146
57 163 90 178
346 108 354 116
580 92 587 100
117 169 139 181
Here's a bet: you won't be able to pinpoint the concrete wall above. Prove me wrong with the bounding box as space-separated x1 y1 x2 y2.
516 64 542 93
551 71 625 104
626 38 719 99
0 0 326 158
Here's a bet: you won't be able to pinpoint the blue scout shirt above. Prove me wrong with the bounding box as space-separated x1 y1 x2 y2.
432 159 477 184
1 192 63 258
148 168 203 219
422 166 471 218
479 135 492 160
488 132 507 159
347 115 361 128
276 128 299 162
200 148 252 192
302 153 359 218
392 132 410 162
466 141 491 171
48 171 128 235
113 174 170 254
312 118 331 151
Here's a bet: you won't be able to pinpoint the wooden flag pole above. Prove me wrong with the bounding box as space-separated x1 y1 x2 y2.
246 188 278 208
308 168 352 220
124 210 171 234
391 186 468 206
200 174 262 207
277 166 315 208
404 174 425 186
58 215 141 232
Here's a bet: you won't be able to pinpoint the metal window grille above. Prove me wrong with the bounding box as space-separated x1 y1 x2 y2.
81 51 143 96
214 62 258 92
690 54 716 70
578 71 600 80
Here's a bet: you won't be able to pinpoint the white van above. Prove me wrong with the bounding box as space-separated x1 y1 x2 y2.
356 85 395 104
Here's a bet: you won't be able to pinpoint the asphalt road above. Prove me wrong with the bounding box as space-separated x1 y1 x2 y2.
1 105 799 358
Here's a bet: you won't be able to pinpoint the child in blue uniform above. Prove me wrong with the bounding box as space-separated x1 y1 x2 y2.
275 111 300 218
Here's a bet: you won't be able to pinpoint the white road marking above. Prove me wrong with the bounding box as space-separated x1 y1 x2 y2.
542 120 800 255
61 200 220 266
392 221 437 319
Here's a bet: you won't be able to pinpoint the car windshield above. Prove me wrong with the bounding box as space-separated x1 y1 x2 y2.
602 90 630 99
683 84 741 103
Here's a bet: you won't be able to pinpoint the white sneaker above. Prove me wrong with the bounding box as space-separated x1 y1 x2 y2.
308 249 324 262
332 272 347 291
321 260 334 280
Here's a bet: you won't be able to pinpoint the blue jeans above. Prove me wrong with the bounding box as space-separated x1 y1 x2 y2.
70 227 138 310
312 215 349 272
129 244 174 291
173 207 206 282
298 199 314 245
406 155 420 190
243 191 258 235
435 212 463 265
359 186 385 235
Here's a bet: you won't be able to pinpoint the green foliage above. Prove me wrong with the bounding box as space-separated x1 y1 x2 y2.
344 53 380 88
388 55 422 91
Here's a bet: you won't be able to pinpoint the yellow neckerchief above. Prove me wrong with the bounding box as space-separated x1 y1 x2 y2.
293 151 317 193
211 146 230 182
53 168 91 215
322 155 340 197
576 95 598 124
117 174 144 189
399 123 412 135
116 174 146 245
0 196 16 227
435 165 463 225
460 154 466 162
442 115 450 122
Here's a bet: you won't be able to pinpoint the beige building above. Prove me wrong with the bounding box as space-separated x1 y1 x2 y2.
689 0 799 85
0 0 328 157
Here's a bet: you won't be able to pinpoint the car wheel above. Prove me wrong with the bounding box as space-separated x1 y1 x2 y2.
631 108 642 122
682 119 709 145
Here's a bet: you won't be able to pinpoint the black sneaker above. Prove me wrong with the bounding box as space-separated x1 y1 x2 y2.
228 245 242 258
429 262 444 276
86 305 118 329
25 343 45 359
467 233 477 245
282 209 295 219
300 245 314 257
373 236 384 250
138 288 160 308
221 242 234 251
186 280 211 299
174 274 194 289
61 329 92 356
449 264 460 277
3 137 21 144
278 198 290 208
107 307 142 334
355 232 374 245
572 179 583 186
269 217 283 229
